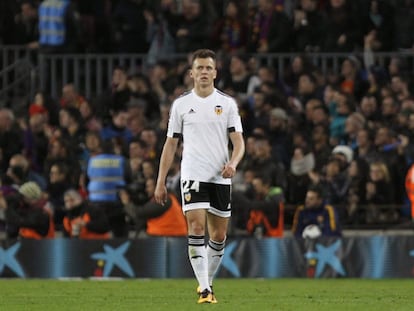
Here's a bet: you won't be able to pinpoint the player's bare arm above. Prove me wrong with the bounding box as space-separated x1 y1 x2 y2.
221 131 245 179
155 137 179 205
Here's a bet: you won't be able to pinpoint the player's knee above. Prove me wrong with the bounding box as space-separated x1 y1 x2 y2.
188 221 205 235
210 231 226 243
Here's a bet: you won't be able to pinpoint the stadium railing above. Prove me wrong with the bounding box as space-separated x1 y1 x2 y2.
2 45 414 103
0 45 36 107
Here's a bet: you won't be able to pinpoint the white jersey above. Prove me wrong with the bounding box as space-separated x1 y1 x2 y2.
167 88 243 185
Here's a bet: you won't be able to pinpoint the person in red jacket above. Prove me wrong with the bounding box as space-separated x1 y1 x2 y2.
63 189 110 239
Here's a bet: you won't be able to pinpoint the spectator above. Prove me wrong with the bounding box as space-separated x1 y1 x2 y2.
292 0 326 52
144 3 176 66
218 53 261 103
147 61 178 105
4 154 47 191
169 0 212 53
354 127 377 163
38 0 81 53
246 0 292 53
100 108 133 156
111 0 148 53
310 124 332 173
249 89 269 130
28 90 60 126
307 102 331 131
268 107 293 169
346 158 370 224
291 184 342 238
359 95 381 129
120 178 187 237
0 108 24 174
72 0 113 53
139 127 161 161
44 137 81 188
390 75 411 102
62 189 110 239
323 0 363 52
0 181 54 239
329 91 354 145
154 103 171 139
46 162 73 229
295 72 320 107
22 109 52 173
0 0 18 45
283 54 315 91
373 126 408 204
379 95 399 128
240 174 285 238
339 56 369 101
365 161 397 223
127 137 147 182
78 100 102 132
331 144 354 171
210 0 248 53
94 66 131 124
127 73 161 121
344 112 366 149
28 91 49 122
86 140 130 237
60 83 88 109
57 106 87 159
361 0 394 52
126 102 147 138
246 134 287 191
13 0 39 49
392 0 414 50
286 146 316 206
319 157 350 219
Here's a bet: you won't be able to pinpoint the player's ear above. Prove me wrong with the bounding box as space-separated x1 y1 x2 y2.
189 69 193 78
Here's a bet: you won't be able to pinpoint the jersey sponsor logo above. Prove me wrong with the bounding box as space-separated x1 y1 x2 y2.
215 105 223 115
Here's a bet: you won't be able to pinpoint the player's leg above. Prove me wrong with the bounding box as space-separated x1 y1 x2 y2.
181 180 212 303
186 209 211 296
206 183 231 303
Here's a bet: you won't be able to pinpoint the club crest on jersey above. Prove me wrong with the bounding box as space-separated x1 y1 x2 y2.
184 192 191 202
214 105 223 115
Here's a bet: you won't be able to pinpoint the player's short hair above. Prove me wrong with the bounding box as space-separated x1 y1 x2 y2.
191 49 216 65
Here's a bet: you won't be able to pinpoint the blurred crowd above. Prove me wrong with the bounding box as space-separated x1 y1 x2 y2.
2 0 414 56
1 0 414 240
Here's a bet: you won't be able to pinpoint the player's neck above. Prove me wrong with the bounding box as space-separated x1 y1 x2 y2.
194 85 214 98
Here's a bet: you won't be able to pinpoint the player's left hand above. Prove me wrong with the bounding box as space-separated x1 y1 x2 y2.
221 163 236 179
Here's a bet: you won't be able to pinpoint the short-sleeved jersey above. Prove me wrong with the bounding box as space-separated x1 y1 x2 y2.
167 88 243 185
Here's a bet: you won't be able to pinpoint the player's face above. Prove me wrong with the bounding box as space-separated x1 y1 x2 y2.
190 57 217 87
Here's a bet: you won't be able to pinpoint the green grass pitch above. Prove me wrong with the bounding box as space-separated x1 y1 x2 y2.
0 278 413 311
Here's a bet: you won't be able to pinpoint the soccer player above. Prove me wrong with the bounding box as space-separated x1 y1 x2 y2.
155 49 245 304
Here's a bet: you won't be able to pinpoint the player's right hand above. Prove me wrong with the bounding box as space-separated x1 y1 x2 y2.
154 184 168 206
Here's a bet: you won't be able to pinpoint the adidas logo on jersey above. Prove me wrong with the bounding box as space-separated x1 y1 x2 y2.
188 108 196 114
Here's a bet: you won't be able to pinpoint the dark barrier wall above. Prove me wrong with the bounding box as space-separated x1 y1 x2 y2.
1 236 414 279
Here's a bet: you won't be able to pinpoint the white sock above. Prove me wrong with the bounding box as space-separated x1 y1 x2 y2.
188 235 210 292
207 238 225 287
